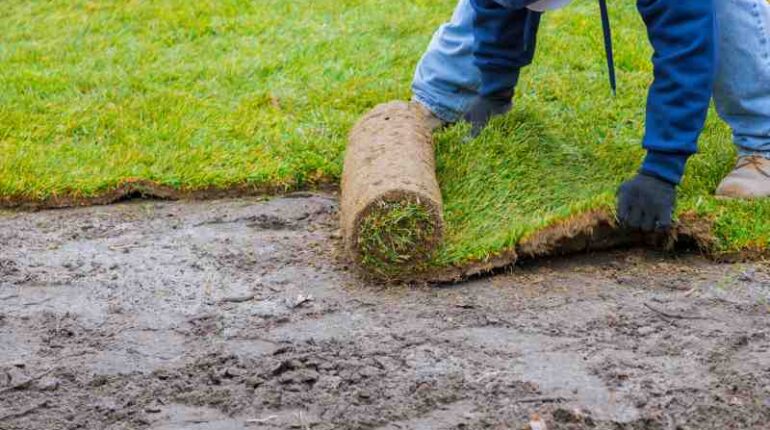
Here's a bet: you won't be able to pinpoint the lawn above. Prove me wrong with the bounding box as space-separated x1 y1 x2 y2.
2 0 768 278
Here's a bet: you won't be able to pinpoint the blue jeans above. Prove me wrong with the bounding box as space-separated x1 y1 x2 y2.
412 0 770 158
412 0 486 123
714 0 770 157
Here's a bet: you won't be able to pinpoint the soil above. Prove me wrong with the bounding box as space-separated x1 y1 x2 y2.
0 193 768 430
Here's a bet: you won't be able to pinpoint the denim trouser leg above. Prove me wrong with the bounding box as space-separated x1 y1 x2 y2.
412 0 537 123
411 0 482 123
714 0 770 158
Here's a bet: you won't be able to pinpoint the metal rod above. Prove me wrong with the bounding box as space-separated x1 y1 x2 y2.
599 0 617 95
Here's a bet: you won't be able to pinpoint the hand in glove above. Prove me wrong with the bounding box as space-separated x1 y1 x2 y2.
616 173 677 232
464 91 513 138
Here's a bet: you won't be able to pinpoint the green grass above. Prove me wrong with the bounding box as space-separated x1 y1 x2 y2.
2 0 768 273
357 200 438 276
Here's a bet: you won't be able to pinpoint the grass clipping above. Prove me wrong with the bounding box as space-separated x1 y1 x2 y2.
341 102 444 277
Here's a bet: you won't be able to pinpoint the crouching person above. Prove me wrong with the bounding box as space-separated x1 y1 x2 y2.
410 0 769 234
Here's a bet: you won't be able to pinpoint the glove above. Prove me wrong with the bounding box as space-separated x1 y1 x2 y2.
616 172 677 232
464 91 513 138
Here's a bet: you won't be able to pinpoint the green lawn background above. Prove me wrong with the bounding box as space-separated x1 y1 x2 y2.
2 0 768 269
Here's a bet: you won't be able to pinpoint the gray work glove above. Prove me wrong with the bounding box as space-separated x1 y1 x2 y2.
617 173 677 232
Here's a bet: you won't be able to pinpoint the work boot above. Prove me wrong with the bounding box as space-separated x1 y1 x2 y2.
410 101 445 133
715 155 770 199
464 91 514 138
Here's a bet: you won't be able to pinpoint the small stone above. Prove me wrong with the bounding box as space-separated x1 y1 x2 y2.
37 377 60 391
6 368 29 385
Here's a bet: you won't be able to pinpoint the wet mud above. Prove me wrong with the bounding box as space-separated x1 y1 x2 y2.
0 194 768 429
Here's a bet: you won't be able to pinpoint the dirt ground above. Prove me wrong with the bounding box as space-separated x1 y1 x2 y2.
0 194 768 430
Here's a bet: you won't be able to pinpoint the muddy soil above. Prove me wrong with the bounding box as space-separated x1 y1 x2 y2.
0 194 768 430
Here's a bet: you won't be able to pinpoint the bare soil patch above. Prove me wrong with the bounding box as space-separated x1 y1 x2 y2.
1 195 768 429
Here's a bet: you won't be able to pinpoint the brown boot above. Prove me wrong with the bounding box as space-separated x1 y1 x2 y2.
715 155 770 199
410 101 445 133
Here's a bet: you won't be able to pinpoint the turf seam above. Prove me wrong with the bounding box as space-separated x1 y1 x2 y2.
0 178 337 211
2 186 766 283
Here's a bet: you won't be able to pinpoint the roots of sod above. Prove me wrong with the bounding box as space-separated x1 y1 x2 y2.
355 198 439 276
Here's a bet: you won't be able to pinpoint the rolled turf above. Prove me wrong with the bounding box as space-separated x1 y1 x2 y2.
1 0 768 281
341 102 444 277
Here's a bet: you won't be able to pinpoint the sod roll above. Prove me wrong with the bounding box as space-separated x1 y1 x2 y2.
341 101 444 275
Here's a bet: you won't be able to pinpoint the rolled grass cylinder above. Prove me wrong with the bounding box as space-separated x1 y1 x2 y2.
341 101 444 277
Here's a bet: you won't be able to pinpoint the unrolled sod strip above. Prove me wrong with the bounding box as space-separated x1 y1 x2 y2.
341 101 444 276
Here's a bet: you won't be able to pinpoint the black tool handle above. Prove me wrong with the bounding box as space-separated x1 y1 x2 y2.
599 0 617 95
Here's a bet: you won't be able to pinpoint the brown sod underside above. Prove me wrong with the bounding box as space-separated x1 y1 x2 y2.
0 179 337 211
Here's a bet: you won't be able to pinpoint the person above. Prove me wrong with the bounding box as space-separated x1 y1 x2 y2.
410 0 770 233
